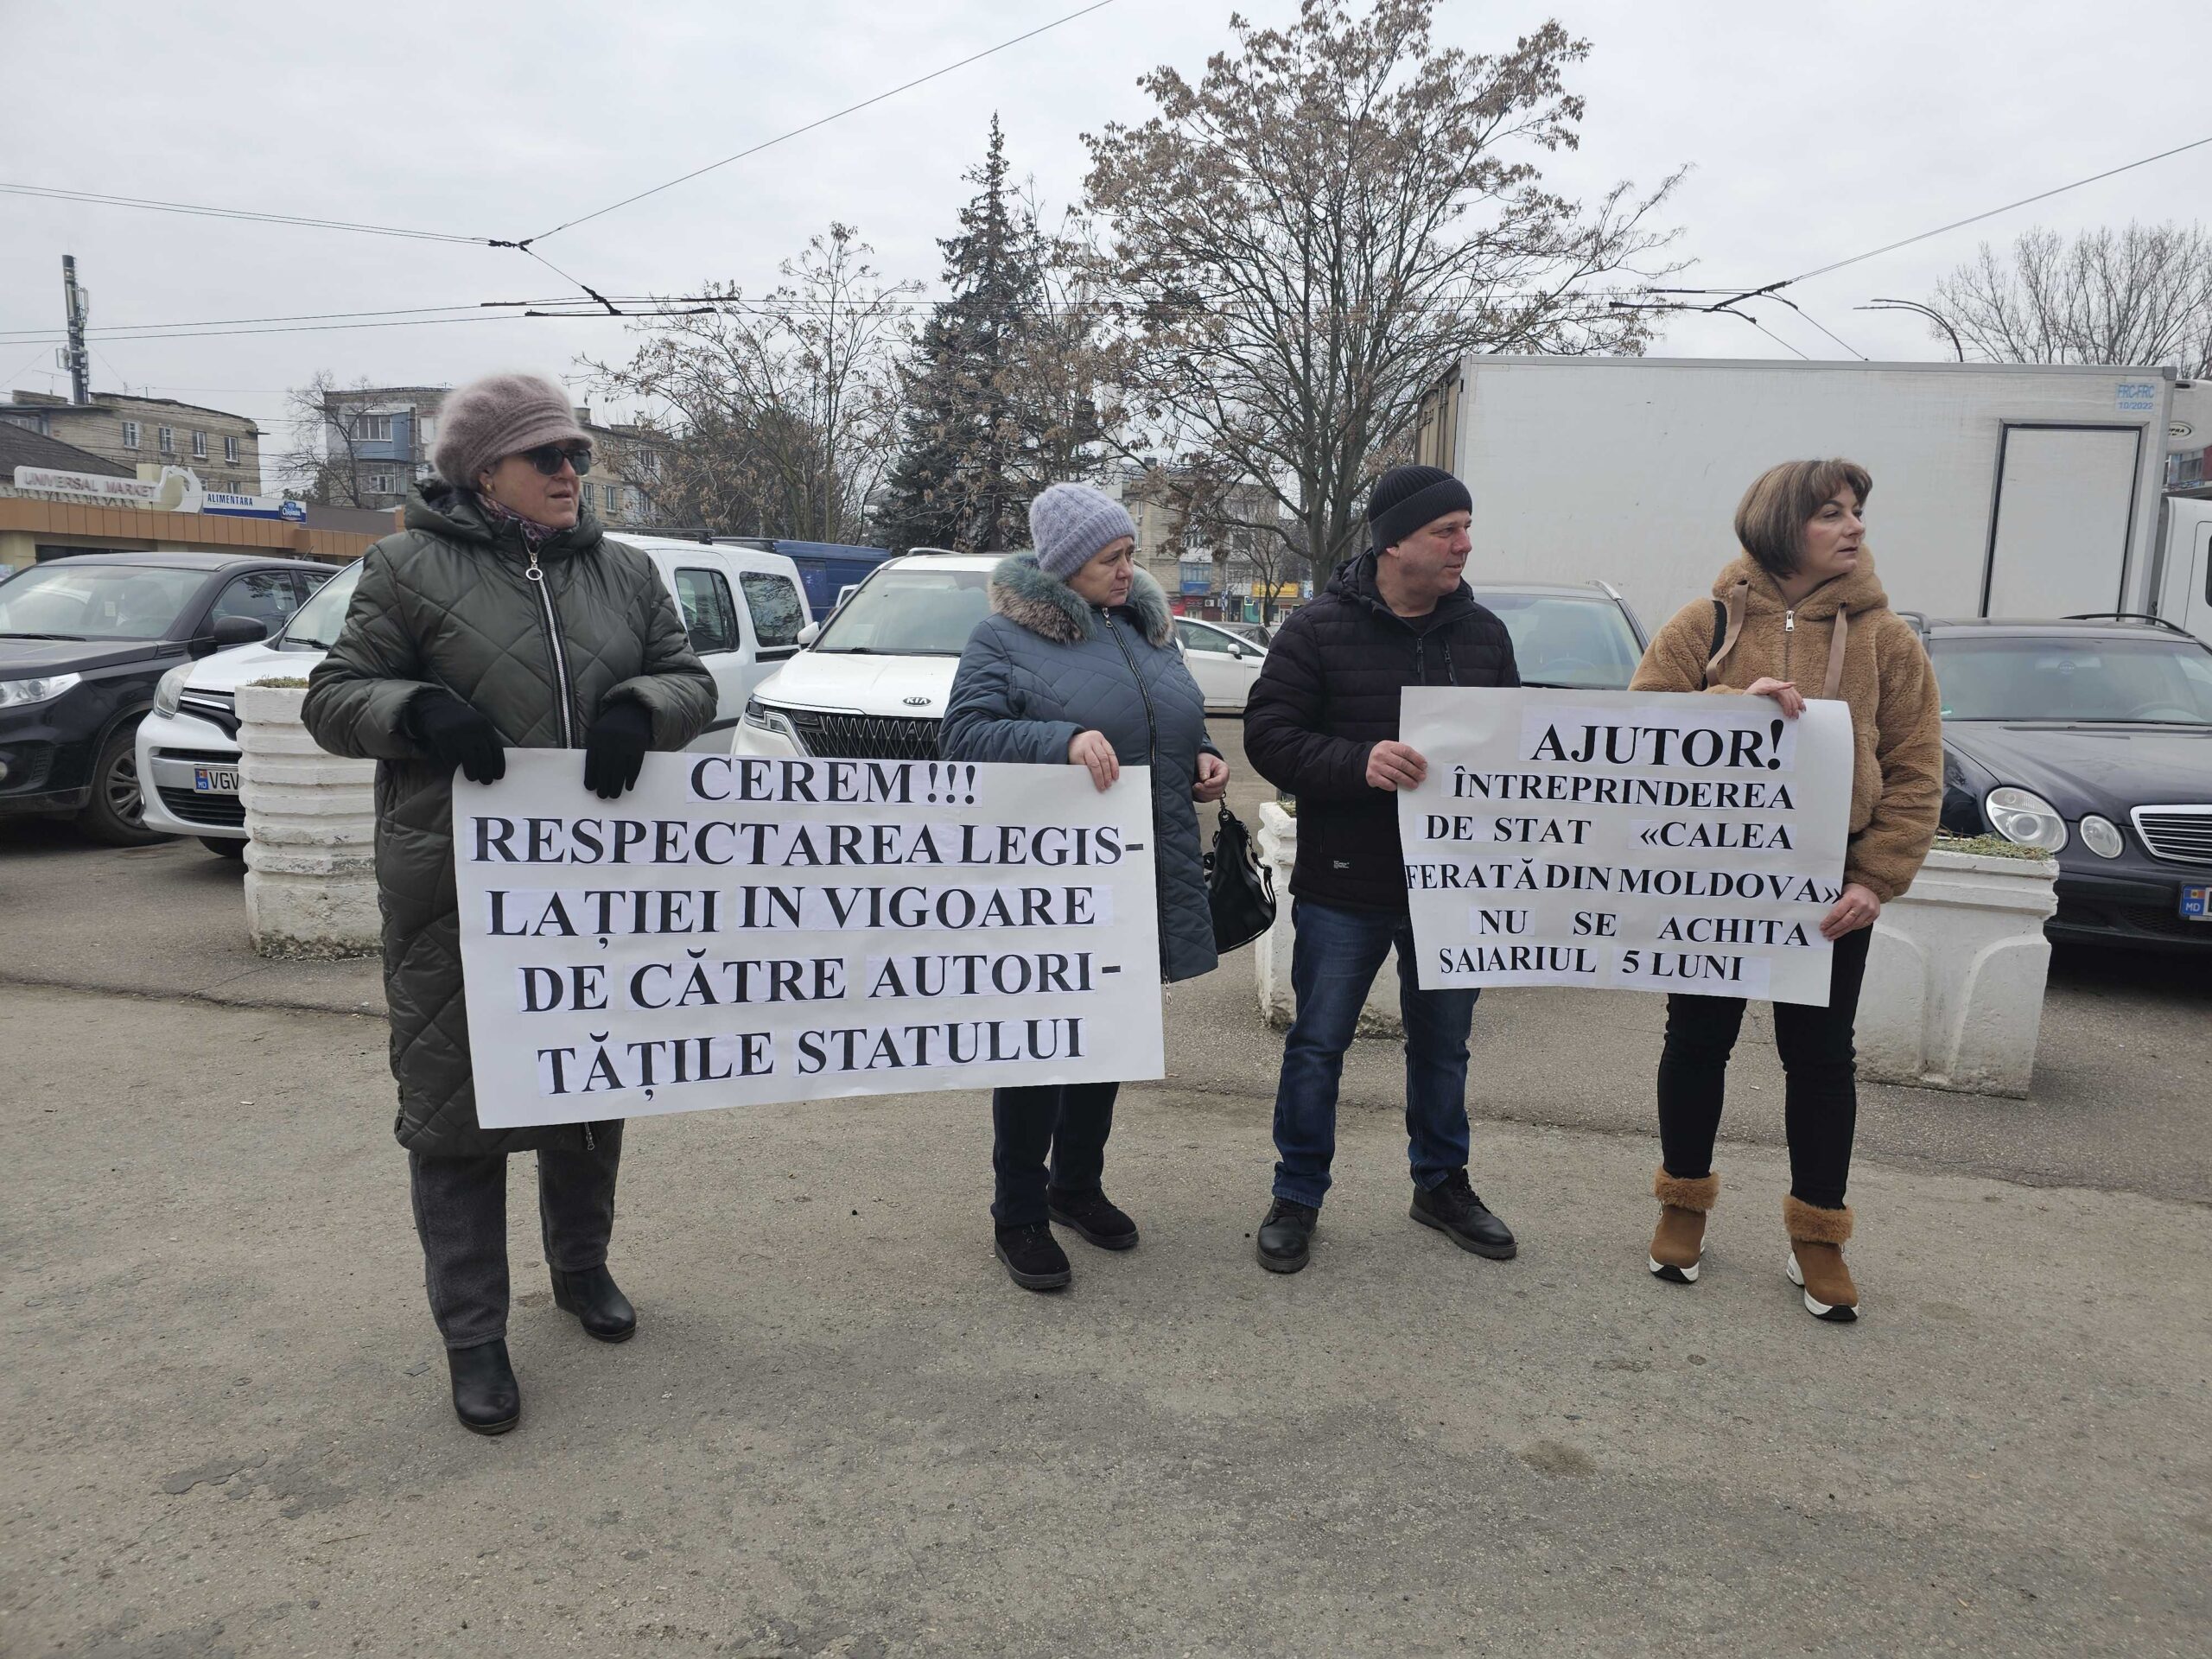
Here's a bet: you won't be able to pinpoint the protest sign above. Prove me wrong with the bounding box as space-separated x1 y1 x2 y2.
454 751 1164 1128
1398 687 1854 1006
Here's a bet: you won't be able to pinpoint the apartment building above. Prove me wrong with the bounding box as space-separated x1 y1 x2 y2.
317 385 670 525
2 390 263 493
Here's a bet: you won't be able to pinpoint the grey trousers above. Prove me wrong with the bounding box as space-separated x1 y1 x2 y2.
406 1124 623 1351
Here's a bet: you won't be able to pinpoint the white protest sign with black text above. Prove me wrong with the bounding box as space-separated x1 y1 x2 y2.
1398 687 1853 1006
454 751 1164 1128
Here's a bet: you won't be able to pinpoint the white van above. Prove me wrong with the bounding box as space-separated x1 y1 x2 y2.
138 536 807 853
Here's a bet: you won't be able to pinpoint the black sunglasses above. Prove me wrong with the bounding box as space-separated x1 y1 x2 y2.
519 442 593 477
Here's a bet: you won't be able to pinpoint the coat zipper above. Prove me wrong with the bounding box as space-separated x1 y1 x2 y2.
1783 607 1795 680
1102 610 1169 976
525 545 576 747
525 541 589 1154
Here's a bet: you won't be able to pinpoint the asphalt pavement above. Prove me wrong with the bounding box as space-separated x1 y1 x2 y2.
2 723 2208 1656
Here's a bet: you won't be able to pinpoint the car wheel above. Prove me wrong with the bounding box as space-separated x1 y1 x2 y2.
77 720 171 846
200 836 246 859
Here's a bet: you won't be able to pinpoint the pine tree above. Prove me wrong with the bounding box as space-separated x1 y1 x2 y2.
878 117 1091 552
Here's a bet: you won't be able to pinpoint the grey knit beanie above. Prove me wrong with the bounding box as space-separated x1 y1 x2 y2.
1027 481 1137 580
432 372 591 489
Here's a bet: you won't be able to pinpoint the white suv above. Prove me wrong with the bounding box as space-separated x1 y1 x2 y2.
737 551 1002 760
141 537 810 854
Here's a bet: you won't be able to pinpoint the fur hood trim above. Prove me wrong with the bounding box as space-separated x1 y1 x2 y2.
988 552 1174 647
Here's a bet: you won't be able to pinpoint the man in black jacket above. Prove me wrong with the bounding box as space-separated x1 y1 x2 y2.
1243 465 1520 1274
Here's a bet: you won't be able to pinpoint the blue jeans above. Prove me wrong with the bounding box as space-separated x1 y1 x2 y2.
1270 899 1480 1207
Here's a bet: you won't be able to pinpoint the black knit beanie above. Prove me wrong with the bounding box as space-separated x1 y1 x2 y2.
1366 464 1472 552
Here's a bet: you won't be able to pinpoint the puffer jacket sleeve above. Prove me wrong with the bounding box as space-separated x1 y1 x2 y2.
1844 620 1943 902
603 573 716 750
1243 613 1371 800
302 540 434 761
938 620 1081 765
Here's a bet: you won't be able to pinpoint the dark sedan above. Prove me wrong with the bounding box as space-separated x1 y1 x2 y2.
0 551 332 843
1928 617 2212 952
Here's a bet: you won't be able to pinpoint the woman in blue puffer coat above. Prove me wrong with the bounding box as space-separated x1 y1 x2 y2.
939 481 1228 1293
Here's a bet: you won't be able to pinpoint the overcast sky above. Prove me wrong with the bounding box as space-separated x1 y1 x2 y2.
1 0 2200 457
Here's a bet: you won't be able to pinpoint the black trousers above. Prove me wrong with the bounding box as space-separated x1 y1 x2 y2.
406 1123 623 1350
1656 925 1872 1211
990 1082 1119 1229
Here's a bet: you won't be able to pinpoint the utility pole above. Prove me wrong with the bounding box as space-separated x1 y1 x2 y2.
59 255 92 404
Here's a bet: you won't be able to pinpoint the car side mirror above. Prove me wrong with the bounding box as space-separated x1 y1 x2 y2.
797 622 820 647
1229 643 1245 658
198 615 269 655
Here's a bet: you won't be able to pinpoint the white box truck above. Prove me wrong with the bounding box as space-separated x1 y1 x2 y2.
1416 357 2210 640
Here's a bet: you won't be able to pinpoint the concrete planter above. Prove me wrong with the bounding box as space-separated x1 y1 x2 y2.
238 683 380 960
1253 801 1405 1034
1857 847 2059 1097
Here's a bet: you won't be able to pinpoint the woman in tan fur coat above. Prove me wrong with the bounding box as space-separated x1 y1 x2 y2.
1627 458 1942 1322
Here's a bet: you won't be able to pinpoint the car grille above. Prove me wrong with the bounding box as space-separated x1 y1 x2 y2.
156 786 246 828
177 688 241 737
2131 806 2212 866
784 709 942 760
152 746 236 765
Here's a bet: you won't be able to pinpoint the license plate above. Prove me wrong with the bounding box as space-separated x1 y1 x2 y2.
193 766 242 794
2183 886 2212 921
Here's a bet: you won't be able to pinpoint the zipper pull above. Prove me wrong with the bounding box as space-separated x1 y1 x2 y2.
526 547 543 584
1784 609 1795 632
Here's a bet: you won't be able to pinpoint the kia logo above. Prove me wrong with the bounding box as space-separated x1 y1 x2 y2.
903 696 931 707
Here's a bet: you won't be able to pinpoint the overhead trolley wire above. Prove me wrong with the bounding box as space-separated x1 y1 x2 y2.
0 182 485 245
1784 131 2212 285
523 0 1122 245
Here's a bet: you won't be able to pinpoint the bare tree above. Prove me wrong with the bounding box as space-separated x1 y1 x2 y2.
276 369 381 505
1081 0 1685 583
584 225 917 541
1144 453 1306 620
1930 222 2212 375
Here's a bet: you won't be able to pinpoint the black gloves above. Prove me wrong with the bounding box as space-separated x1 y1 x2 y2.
582 697 655 799
406 689 505 785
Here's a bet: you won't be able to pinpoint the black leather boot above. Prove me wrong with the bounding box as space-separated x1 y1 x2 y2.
448 1339 520 1434
1256 1197 1319 1274
550 1265 638 1343
1410 1169 1518 1260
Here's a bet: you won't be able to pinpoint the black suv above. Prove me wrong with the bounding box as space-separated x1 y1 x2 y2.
1927 615 2212 953
0 551 334 843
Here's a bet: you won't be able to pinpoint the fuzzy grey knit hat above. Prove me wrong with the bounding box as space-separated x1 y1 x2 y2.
431 372 591 489
1028 481 1138 579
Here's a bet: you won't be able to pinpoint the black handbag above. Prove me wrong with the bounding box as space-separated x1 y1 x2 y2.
1203 803 1277 951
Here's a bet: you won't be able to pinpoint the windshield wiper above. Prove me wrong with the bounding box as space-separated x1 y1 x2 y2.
0 631 88 640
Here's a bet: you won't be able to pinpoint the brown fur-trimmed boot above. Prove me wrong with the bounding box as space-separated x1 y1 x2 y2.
1783 1196 1859 1323
1649 1168 1719 1284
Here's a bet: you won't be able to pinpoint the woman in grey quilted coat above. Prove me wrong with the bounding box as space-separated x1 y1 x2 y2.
302 372 715 1434
939 482 1228 1293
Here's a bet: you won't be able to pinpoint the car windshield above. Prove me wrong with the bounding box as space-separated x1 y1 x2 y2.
1931 634 2212 724
1473 592 1643 690
0 562 206 640
811 568 991 655
278 563 361 650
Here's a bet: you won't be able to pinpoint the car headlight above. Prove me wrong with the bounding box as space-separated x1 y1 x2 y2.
1985 785 2069 853
741 698 799 741
0 672 81 711
2077 813 2125 860
153 663 193 717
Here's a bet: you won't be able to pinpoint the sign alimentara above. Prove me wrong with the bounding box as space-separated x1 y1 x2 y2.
454 751 1166 1128
1399 687 1855 1007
